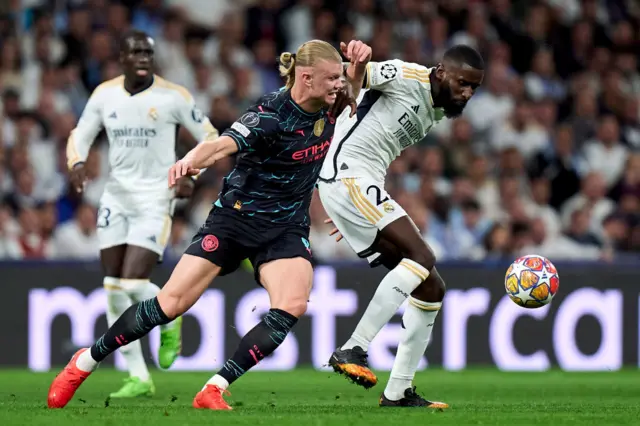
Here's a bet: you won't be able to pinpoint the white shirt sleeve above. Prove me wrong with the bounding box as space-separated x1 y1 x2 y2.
173 90 219 143
66 90 103 170
365 59 427 96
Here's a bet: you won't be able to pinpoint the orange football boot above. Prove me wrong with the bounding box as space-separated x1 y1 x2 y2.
47 348 93 408
192 385 232 410
328 346 378 389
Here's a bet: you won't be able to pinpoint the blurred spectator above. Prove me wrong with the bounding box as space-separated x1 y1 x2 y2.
581 115 628 189
491 100 549 161
51 203 99 259
561 172 615 236
529 124 582 210
0 0 639 263
524 47 567 102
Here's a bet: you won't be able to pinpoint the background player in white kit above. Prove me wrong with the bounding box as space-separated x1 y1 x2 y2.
317 45 484 407
66 31 219 398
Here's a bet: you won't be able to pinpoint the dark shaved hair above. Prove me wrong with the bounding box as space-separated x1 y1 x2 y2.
443 45 485 71
119 30 152 53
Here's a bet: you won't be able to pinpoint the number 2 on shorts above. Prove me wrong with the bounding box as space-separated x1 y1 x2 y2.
366 185 389 206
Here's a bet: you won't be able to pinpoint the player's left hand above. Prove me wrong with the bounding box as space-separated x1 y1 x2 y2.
175 176 195 198
324 218 343 242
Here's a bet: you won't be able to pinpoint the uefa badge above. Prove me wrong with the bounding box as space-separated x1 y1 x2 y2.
314 118 325 136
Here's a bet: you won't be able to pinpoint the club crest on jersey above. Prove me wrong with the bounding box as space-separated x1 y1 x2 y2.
313 118 325 136
234 200 242 210
382 202 395 213
191 107 204 123
148 107 158 121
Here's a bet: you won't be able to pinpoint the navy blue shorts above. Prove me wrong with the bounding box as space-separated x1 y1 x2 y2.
184 206 312 284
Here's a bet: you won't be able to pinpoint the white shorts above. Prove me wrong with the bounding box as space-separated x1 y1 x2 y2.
96 191 174 256
317 176 407 258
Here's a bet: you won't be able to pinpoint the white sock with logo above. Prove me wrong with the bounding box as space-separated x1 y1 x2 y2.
384 297 441 401
104 277 151 382
342 259 430 351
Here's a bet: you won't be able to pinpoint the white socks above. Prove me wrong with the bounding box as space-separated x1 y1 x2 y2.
384 297 441 401
104 277 151 382
76 349 99 372
125 279 177 332
205 374 229 391
342 259 430 351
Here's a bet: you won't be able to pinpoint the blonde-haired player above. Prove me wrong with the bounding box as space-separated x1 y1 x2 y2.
64 30 219 398
48 39 371 410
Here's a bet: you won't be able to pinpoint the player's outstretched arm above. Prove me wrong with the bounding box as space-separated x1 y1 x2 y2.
168 136 238 187
341 40 372 100
66 90 104 193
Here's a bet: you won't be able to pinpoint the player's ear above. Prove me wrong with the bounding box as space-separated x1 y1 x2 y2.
435 63 446 81
301 69 313 88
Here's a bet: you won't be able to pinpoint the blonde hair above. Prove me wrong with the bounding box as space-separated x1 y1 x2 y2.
279 40 342 90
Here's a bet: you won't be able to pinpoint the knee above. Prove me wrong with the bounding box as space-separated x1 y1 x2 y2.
120 268 149 280
156 291 184 320
411 269 446 303
273 298 308 318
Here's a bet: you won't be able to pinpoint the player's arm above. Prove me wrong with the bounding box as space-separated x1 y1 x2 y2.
340 40 372 100
168 103 279 187
66 90 103 193
172 91 220 194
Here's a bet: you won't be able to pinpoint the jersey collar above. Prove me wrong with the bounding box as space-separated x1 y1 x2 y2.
283 89 326 118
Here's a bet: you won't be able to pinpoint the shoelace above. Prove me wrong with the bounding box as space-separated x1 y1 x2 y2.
207 386 232 399
352 349 370 367
404 386 428 405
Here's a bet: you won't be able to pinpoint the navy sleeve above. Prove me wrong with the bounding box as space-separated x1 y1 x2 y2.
222 103 280 153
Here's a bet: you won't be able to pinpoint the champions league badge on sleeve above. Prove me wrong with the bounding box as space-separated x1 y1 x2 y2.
380 63 397 79
240 112 260 128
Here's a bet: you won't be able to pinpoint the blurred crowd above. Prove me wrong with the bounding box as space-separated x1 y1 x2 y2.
1 0 640 263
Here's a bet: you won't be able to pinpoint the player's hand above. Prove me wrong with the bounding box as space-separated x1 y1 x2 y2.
340 40 372 68
69 163 87 194
168 158 200 188
329 83 357 118
324 218 343 242
175 176 195 198
341 40 372 82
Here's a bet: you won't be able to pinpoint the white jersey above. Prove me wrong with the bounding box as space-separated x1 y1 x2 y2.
319 59 445 182
66 75 218 199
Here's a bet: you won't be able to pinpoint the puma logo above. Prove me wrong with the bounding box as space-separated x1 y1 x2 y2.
392 286 409 298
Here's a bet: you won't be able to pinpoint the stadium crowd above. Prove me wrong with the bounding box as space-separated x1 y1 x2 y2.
0 0 639 262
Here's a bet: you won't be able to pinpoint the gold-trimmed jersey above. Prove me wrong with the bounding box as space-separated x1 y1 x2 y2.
66 75 218 196
319 59 445 183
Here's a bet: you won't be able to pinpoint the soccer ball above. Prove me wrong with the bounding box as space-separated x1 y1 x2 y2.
504 254 559 308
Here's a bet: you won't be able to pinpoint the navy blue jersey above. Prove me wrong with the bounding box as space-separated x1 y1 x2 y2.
216 90 335 227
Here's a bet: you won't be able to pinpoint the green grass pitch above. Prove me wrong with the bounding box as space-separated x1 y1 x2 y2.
1 368 639 425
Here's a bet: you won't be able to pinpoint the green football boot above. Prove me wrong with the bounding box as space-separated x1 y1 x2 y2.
109 377 155 398
158 316 182 369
